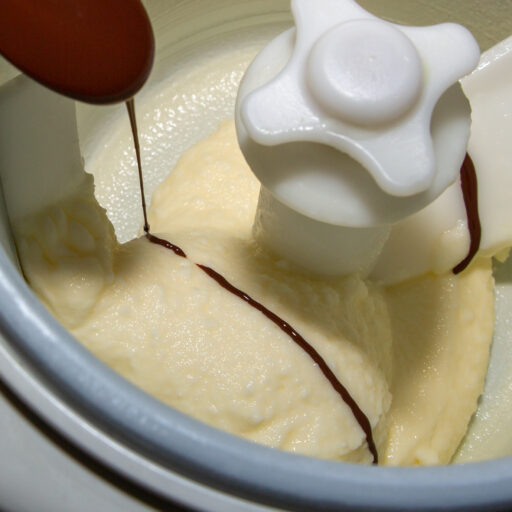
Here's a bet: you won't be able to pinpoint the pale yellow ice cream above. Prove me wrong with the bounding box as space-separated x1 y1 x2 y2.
14 120 495 465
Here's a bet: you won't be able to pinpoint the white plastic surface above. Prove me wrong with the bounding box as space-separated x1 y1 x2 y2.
236 0 479 276
307 19 423 127
239 0 479 200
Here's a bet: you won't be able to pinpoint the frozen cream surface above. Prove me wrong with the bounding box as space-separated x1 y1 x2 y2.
14 120 495 465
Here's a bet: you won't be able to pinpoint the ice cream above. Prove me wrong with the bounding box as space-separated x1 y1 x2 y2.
12 116 494 465
3 6 512 467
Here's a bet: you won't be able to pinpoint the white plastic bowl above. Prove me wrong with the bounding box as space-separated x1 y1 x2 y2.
0 1 512 510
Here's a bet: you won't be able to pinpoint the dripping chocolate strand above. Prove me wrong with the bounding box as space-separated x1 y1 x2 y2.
126 99 150 234
197 263 378 464
127 97 378 464
453 153 481 274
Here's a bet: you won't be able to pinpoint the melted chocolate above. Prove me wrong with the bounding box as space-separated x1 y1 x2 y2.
146 233 187 259
127 99 150 233
453 154 481 274
127 100 378 464
1 0 154 104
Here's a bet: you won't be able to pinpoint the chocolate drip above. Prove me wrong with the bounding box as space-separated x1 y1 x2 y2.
453 154 481 274
128 98 378 464
146 233 187 258
126 99 150 234
2 0 154 104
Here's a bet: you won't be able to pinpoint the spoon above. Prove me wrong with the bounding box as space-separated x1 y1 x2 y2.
0 0 154 104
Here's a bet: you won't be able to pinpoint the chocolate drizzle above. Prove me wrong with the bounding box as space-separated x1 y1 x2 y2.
127 99 378 464
453 154 482 274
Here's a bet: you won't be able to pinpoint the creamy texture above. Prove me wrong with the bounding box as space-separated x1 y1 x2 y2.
15 120 495 465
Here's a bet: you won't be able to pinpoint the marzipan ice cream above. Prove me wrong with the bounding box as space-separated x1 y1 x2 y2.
10 28 512 466
15 118 495 465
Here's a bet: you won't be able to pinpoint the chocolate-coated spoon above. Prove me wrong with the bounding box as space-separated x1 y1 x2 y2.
0 0 154 104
